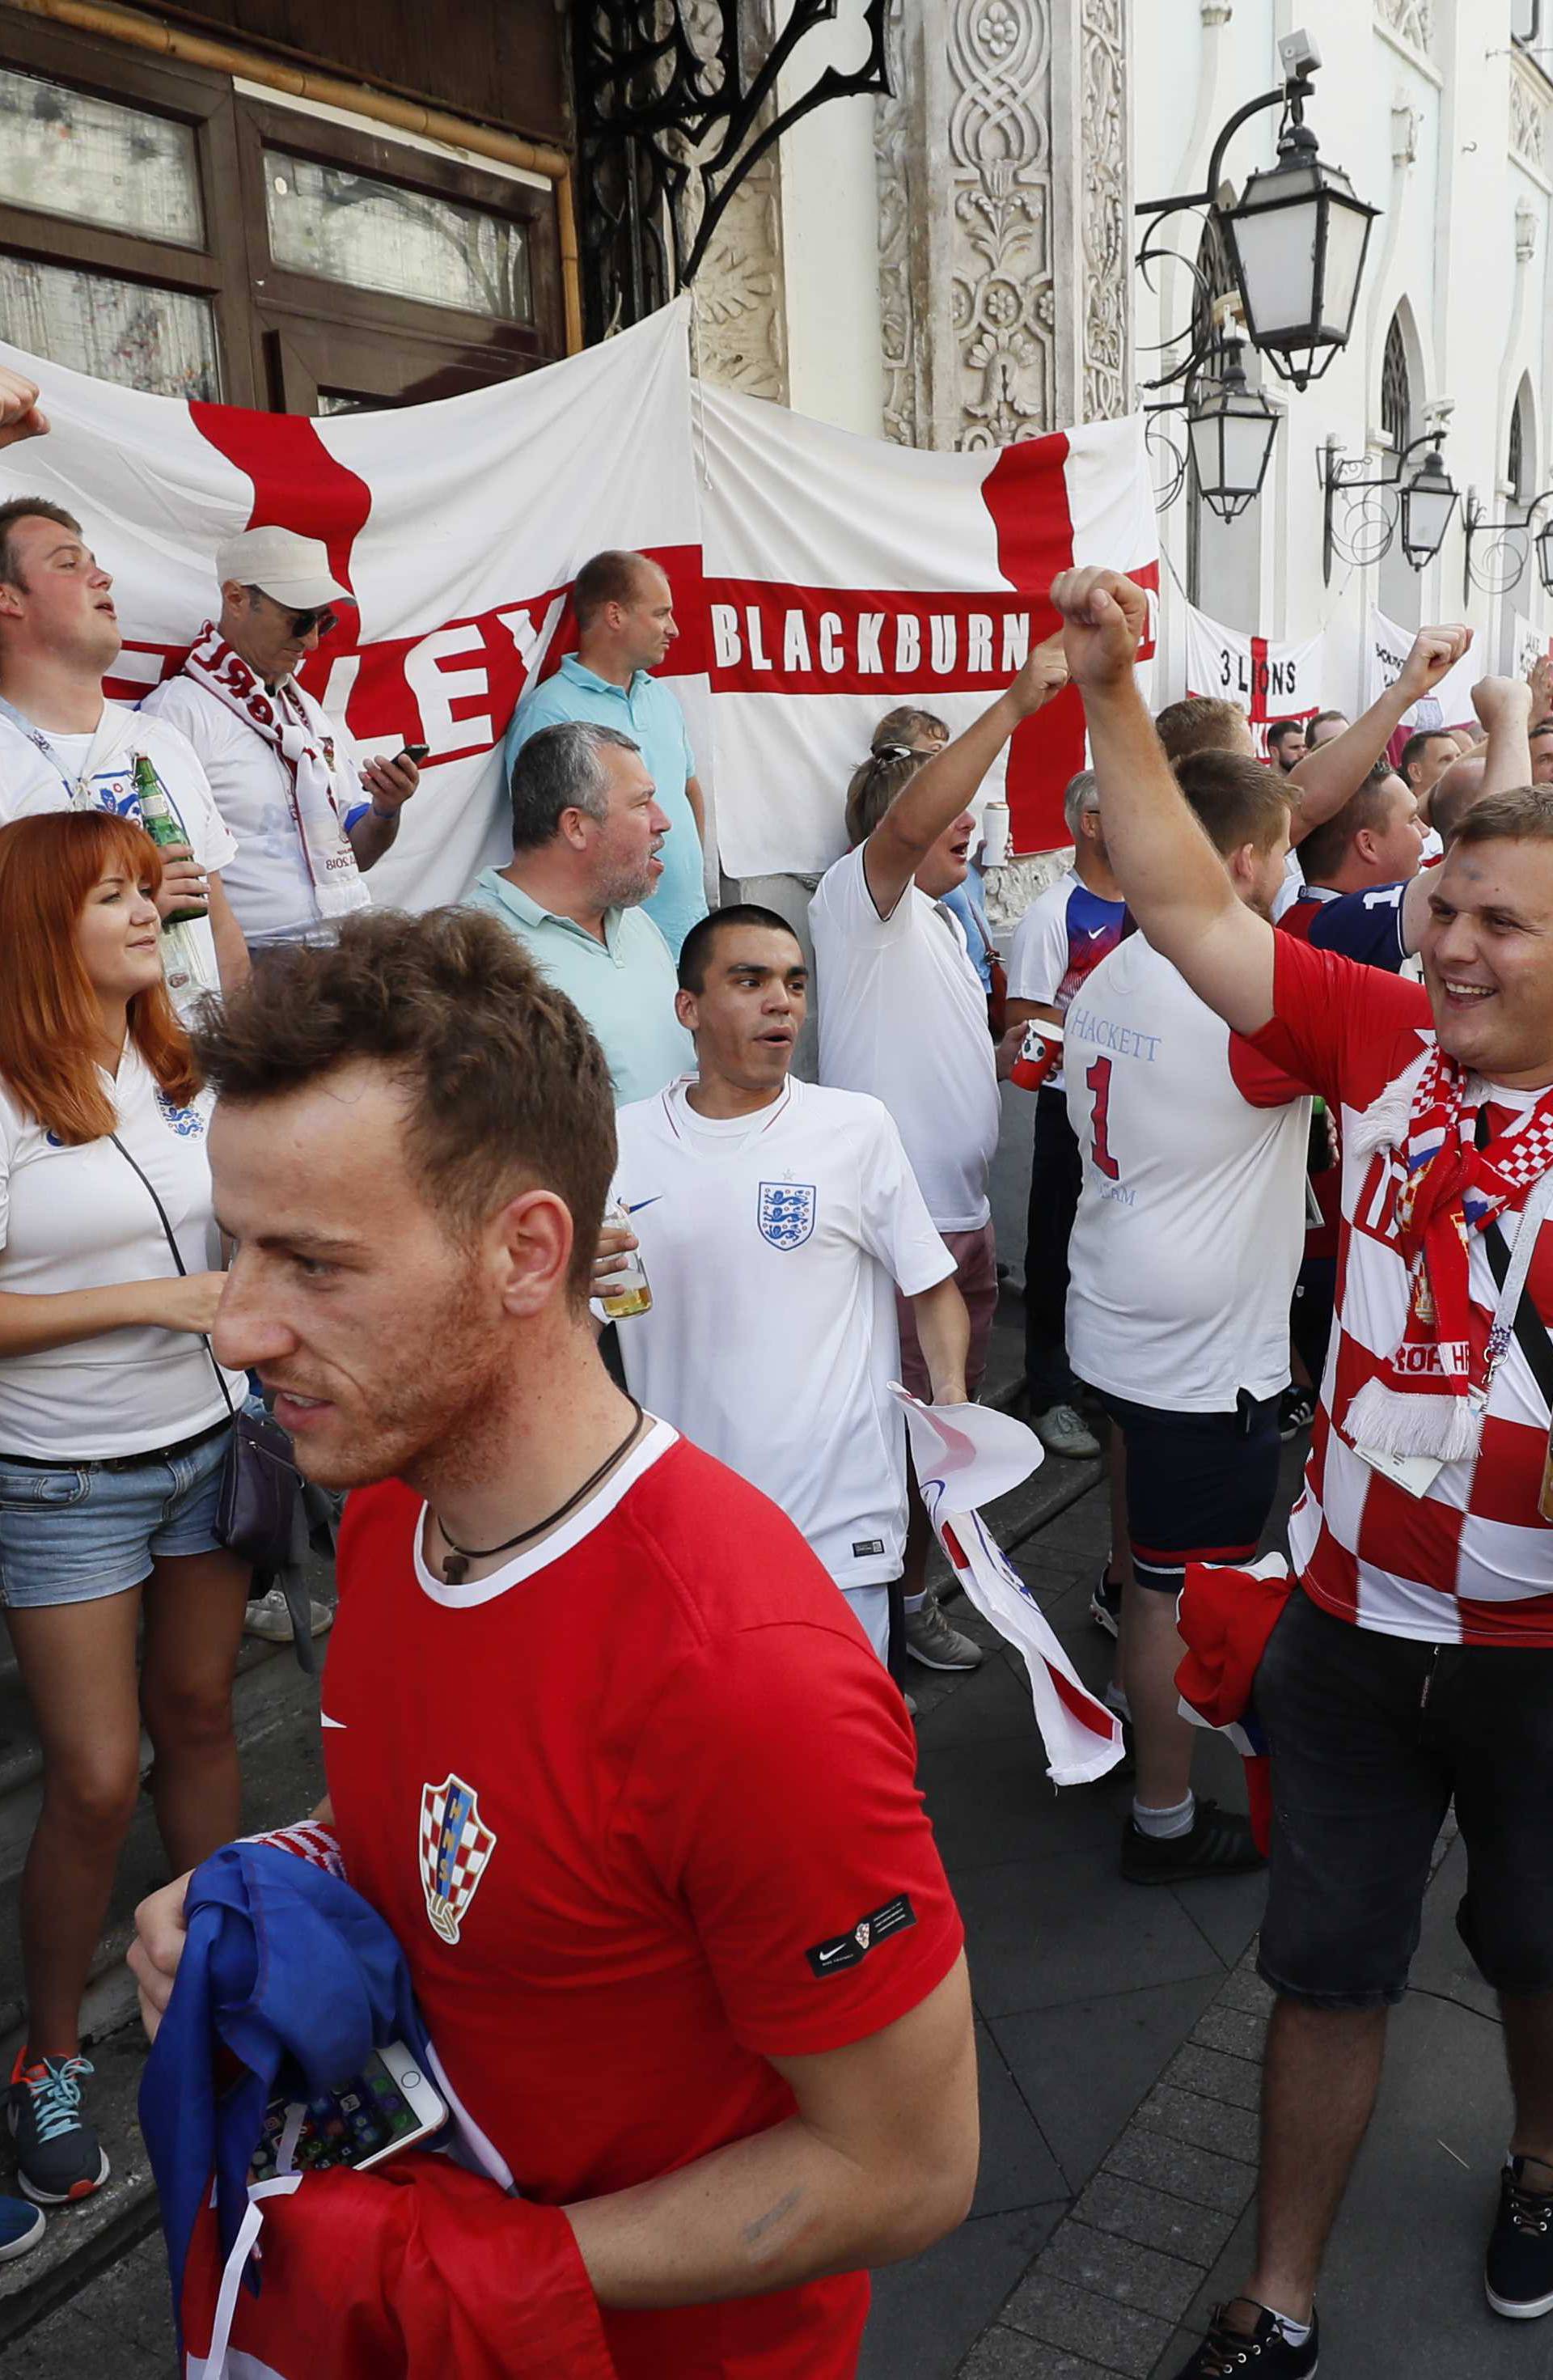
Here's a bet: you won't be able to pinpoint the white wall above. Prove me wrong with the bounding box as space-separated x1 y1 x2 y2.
1134 0 1553 713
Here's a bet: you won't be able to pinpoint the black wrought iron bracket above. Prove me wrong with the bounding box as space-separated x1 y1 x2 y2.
1143 402 1190 513
1133 70 1314 392
1321 430 1436 586
573 1 890 341
1462 486 1553 603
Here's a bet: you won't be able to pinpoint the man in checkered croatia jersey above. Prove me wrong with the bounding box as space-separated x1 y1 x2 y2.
1052 565 1553 2378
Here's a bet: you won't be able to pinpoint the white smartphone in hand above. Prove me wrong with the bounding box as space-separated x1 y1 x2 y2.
248 2039 447 2181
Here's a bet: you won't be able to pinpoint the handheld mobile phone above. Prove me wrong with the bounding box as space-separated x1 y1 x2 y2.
396 741 430 767
248 2040 447 2182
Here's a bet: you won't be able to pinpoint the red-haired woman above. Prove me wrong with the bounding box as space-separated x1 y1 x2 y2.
0 812 249 2208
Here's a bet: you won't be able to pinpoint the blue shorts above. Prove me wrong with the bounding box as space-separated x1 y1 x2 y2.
0 1420 234 1611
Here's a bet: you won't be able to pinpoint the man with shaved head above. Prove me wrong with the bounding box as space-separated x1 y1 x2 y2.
503 548 708 957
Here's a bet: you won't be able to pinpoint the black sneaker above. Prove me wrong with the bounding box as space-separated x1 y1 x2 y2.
1279 1387 1315 1441
1486 2157 1553 2319
7 2050 109 2204
1089 1570 1123 1638
1120 1800 1267 1886
1171 2301 1318 2376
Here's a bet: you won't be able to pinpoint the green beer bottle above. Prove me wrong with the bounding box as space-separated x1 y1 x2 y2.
132 753 205 925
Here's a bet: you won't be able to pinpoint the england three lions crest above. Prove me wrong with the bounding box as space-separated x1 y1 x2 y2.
758 1181 816 1250
419 1773 496 1945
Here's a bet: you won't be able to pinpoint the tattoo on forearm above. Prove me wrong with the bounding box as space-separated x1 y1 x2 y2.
742 2187 803 2247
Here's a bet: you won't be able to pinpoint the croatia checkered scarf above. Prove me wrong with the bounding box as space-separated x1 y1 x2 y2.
1348 1048 1553 1462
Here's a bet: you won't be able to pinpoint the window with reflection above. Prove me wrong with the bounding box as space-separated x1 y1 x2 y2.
0 66 202 247
0 256 218 399
264 151 531 324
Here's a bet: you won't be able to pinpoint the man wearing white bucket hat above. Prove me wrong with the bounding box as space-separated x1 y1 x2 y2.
144 526 421 951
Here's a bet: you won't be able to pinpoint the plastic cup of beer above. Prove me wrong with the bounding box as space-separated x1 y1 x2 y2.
1010 1017 1064 1092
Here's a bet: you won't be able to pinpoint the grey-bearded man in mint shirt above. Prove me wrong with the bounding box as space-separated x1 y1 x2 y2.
468 719 693 1107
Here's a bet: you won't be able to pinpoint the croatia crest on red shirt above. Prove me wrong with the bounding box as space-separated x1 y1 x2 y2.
419 1773 496 1945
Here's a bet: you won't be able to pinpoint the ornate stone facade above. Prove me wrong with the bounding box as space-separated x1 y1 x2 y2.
1512 68 1547 176
876 0 925 444
877 0 1129 451
1373 0 1433 56
680 0 789 401
692 157 789 400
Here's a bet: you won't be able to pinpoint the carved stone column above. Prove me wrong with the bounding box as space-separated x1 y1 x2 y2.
690 151 790 400
877 0 1130 449
680 0 789 400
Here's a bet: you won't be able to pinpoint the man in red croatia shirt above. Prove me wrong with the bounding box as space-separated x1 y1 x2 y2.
1052 564 1553 2376
128 907 975 2379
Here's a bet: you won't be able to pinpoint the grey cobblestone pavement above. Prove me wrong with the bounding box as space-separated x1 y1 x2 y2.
6 1457 1534 2378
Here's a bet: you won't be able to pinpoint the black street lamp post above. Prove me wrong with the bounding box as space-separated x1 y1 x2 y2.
1135 28 1380 400
1321 430 1459 585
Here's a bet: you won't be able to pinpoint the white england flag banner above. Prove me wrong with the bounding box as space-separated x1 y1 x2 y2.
890 1387 1124 1788
700 387 1158 869
1182 603 1323 760
0 299 1157 891
1366 604 1479 732
0 303 702 913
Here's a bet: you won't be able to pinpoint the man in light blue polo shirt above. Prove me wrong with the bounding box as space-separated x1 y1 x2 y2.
503 549 708 959
468 720 694 1107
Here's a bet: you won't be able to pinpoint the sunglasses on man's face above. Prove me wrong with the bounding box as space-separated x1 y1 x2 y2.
287 605 338 639
254 588 337 639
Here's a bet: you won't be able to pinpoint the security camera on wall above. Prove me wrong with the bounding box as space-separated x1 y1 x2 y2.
1278 29 1322 78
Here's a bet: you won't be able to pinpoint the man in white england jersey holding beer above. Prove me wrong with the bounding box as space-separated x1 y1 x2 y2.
604 904 971 1674
1052 562 1553 2374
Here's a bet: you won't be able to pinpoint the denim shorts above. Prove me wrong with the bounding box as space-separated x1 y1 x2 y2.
1257 1588 1553 2009
0 1419 234 1611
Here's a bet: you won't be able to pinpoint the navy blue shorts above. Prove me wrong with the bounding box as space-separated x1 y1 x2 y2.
1094 1387 1283 1594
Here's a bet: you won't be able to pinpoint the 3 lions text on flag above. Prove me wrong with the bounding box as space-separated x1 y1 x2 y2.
0 298 1157 891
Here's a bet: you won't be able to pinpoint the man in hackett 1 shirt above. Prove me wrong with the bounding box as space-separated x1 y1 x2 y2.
1005 766 1124 1463
129 908 975 2380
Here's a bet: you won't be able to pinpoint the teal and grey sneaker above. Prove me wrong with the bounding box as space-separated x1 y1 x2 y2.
8 2050 109 2204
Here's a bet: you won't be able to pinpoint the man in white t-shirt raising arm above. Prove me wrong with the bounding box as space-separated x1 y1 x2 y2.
1064 750 1311 1889
809 635 1069 1675
143 527 419 951
606 904 969 1678
0 497 247 1012
1005 768 1124 1464
1052 564 1553 2376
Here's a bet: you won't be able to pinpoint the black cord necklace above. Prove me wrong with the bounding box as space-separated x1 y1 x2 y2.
434 1400 645 1586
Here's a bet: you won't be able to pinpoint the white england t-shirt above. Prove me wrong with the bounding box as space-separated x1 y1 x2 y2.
142 673 369 945
1063 935 1310 1412
611 1077 954 1606
0 705 237 1018
0 1044 245 1459
809 846 1000 1232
